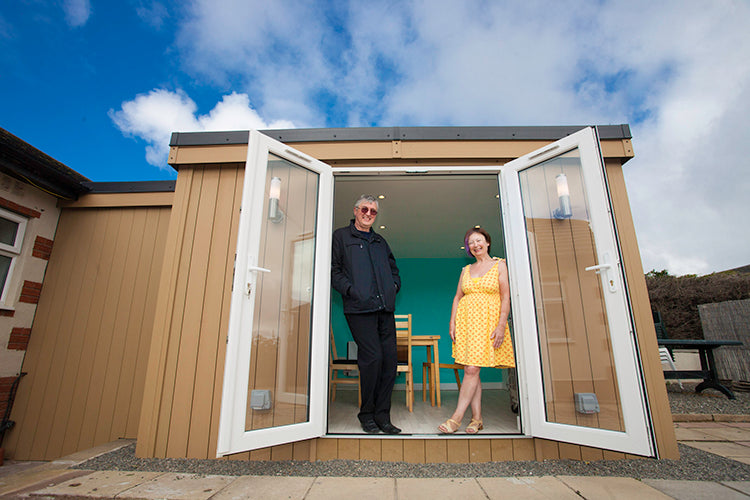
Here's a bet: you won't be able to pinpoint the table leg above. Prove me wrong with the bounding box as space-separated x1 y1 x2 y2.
426 346 435 406
433 342 441 407
695 348 736 399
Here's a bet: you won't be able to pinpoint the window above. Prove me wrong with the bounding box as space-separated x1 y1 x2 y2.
0 207 27 305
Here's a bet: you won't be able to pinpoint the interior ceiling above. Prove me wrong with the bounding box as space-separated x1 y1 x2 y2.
333 174 505 259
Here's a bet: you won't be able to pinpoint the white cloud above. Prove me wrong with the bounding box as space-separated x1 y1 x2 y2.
109 89 294 169
62 0 91 27
119 0 750 273
136 1 169 30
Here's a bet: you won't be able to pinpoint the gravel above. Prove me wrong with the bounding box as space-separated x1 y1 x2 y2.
73 384 750 481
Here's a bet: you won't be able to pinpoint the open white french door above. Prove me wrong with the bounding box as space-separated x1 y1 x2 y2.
502 127 654 456
217 130 332 456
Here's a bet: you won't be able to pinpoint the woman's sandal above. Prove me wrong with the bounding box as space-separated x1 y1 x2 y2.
466 419 484 434
438 418 461 434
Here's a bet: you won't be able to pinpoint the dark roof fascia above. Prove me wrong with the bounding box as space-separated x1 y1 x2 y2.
81 180 176 193
0 127 91 200
170 125 632 147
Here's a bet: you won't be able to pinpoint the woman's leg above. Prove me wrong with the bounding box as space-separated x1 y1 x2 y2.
450 365 481 423
469 378 482 421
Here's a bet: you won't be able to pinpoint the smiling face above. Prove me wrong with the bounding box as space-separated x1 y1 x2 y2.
467 231 489 258
353 200 378 232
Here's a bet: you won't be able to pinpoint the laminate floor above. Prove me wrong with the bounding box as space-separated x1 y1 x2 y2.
327 388 521 435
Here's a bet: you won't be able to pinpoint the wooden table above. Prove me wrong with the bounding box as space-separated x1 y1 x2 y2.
407 335 442 407
658 339 743 399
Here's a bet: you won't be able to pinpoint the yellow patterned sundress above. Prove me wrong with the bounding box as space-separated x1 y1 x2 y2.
452 259 515 368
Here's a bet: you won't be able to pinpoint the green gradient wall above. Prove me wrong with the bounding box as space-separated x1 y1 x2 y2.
331 257 507 384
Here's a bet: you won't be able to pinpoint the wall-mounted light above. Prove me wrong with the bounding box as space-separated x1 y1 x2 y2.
268 177 284 223
553 173 573 219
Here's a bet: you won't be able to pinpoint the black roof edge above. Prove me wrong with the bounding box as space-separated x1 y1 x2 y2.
81 180 176 193
0 127 92 200
170 125 632 146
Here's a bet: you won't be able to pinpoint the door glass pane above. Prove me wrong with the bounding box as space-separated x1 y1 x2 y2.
518 148 624 431
0 218 19 247
0 254 11 293
245 153 319 431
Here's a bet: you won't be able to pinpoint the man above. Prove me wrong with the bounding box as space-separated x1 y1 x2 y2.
331 194 402 434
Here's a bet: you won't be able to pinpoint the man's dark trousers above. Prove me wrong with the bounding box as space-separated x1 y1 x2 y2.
345 310 397 426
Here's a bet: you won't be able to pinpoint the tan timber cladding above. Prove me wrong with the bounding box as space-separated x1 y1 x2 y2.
5 204 171 460
137 163 244 459
136 144 674 461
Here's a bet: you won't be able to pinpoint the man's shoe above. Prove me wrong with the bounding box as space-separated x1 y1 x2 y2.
377 422 402 434
361 420 381 433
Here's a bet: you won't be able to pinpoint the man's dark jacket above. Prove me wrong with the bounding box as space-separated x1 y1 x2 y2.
331 220 400 314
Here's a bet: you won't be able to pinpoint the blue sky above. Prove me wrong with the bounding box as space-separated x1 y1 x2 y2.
1 0 749 276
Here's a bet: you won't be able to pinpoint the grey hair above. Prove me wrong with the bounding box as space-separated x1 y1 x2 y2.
354 194 379 210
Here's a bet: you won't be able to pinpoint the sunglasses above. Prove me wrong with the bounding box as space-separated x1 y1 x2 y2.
358 206 378 216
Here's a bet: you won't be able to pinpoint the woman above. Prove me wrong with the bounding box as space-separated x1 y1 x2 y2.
438 227 515 434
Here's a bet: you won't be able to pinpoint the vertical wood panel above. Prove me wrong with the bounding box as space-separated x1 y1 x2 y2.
187 166 239 458
469 439 492 463
154 169 204 457
403 440 425 463
36 209 101 459
360 439 382 461
166 167 221 457
316 439 338 460
559 442 583 460
5 205 170 460
338 440 359 460
490 439 513 461
446 439 469 463
137 168 195 458
208 168 243 458
381 440 404 462
512 439 536 460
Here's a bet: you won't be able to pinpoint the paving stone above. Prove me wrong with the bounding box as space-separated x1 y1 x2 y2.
643 479 750 500
674 428 722 441
31 470 164 498
0 468 89 497
211 475 315 500
701 427 750 441
397 477 485 499
682 441 750 459
116 472 236 499
721 481 750 495
305 477 395 500
557 476 672 499
478 476 580 499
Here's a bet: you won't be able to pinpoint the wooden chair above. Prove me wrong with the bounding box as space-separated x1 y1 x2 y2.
329 327 361 405
423 362 464 402
395 314 414 412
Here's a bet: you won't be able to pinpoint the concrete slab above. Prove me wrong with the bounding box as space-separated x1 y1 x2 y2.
0 469 90 497
557 476 672 499
397 477 485 499
211 475 315 500
305 477 395 500
674 427 722 441
701 427 750 441
676 422 730 428
682 441 750 459
52 439 135 465
725 423 750 428
643 479 750 500
478 476 581 499
31 470 164 498
721 481 750 495
117 472 236 499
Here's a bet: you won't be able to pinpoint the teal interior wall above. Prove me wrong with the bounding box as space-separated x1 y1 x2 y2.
331 257 508 384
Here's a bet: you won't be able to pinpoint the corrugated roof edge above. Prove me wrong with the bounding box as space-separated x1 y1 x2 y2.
82 180 176 193
170 125 631 146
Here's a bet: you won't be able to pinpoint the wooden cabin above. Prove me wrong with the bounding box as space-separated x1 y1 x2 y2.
3 126 678 463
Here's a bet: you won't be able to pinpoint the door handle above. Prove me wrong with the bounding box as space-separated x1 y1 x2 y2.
246 266 271 295
585 255 617 293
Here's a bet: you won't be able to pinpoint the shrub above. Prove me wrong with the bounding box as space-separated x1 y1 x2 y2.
645 270 750 339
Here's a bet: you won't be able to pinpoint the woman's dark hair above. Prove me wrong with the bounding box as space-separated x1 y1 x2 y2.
464 227 491 257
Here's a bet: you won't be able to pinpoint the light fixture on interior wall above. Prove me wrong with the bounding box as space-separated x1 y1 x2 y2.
553 173 573 219
268 177 284 223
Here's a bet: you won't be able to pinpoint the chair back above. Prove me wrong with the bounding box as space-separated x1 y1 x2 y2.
395 314 412 364
330 326 341 361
